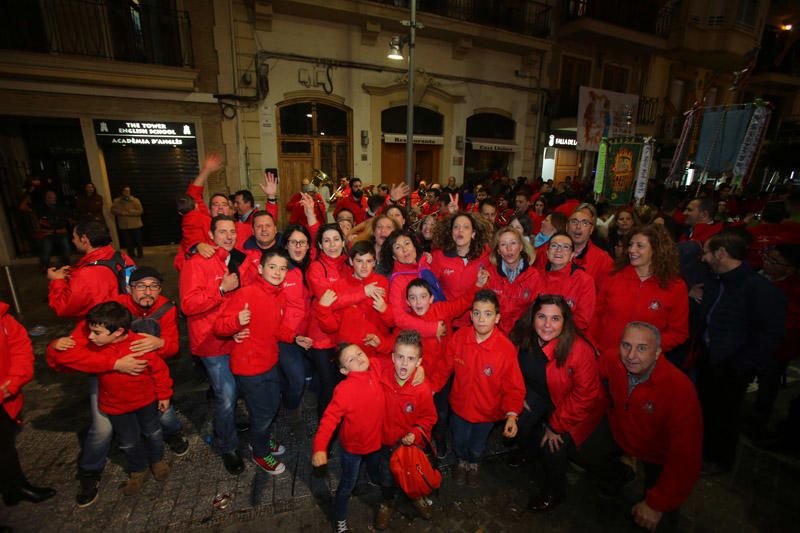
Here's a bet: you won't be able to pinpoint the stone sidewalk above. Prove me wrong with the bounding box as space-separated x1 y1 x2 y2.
1 246 798 532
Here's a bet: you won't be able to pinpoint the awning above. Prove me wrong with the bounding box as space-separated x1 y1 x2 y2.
467 137 517 152
382 133 444 145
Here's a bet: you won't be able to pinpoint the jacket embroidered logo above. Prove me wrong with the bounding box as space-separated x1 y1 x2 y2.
648 300 661 311
566 298 575 308
404 402 414 413
483 365 494 376
642 401 656 413
443 268 455 276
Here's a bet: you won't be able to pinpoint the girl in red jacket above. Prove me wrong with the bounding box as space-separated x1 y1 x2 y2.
214 249 312 475
540 233 596 331
589 224 689 362
485 226 543 334
510 295 603 512
440 290 525 487
1 301 56 506
430 212 491 328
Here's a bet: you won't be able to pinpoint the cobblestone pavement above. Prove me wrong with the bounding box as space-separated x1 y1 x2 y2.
1 247 798 532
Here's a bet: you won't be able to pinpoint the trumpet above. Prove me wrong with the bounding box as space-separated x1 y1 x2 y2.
310 169 344 205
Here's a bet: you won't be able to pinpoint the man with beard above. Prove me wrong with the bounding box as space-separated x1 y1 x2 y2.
335 177 368 223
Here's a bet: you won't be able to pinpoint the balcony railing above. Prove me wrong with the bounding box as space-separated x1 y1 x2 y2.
371 1 551 38
0 0 193 68
561 0 673 38
638 96 659 126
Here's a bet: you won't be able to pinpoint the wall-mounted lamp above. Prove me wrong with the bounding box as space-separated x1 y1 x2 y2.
387 35 405 60
455 136 464 151
361 130 369 148
780 23 793 31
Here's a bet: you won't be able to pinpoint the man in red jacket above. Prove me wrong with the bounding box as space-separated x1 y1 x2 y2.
180 215 253 475
1 300 56 506
680 197 723 245
603 322 703 532
567 204 613 291
334 177 368 223
47 220 135 318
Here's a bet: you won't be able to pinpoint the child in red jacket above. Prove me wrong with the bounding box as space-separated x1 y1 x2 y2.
375 330 437 528
440 290 525 487
312 344 386 533
214 249 312 475
47 302 173 495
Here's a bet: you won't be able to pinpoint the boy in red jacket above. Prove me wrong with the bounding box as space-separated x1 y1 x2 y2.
214 249 313 475
312 344 386 533
440 290 525 488
375 330 437 529
47 302 173 495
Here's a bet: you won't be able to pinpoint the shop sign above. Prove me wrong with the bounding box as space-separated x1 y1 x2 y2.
472 141 516 152
94 119 197 147
383 133 444 145
547 133 578 148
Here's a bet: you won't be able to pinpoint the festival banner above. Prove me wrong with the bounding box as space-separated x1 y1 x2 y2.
594 138 608 196
634 140 654 203
732 104 771 187
577 87 639 151
603 139 642 206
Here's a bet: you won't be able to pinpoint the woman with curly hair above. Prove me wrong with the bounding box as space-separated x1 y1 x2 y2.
430 212 492 328
485 226 543 334
606 206 640 253
588 224 688 363
416 213 437 253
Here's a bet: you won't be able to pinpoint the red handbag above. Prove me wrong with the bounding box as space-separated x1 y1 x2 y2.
389 429 441 499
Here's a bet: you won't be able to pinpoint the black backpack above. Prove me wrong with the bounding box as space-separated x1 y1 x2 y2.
87 251 135 294
130 301 175 337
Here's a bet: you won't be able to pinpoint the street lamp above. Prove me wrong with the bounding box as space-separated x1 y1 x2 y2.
387 0 422 206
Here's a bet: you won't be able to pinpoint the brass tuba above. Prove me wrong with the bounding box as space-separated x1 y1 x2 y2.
310 169 343 205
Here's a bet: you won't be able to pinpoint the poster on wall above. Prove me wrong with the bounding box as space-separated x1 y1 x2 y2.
577 87 639 151
603 138 643 206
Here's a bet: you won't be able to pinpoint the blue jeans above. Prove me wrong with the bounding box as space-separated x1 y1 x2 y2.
278 342 306 410
335 448 382 521
107 402 164 473
449 411 493 464
200 355 238 454
236 367 280 457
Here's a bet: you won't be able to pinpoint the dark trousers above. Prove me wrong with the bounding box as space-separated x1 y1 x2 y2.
120 227 143 258
697 358 753 468
309 348 342 419
107 402 164 473
755 359 789 423
37 233 71 269
236 367 281 457
335 448 382 521
432 377 452 442
0 409 24 494
531 424 574 499
449 411 493 464
278 342 307 410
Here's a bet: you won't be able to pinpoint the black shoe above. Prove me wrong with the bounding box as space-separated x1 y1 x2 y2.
236 421 250 433
222 451 245 475
166 433 190 456
506 449 525 469
3 482 56 506
435 437 447 460
76 471 100 508
527 494 562 513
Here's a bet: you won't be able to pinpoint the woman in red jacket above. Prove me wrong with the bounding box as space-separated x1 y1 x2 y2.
1 301 56 505
589 224 688 362
540 233 596 331
485 226 543 334
510 294 602 512
430 212 491 328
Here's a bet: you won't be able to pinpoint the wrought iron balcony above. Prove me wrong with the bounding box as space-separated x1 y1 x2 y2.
560 0 673 38
0 0 193 68
638 96 660 126
371 0 551 38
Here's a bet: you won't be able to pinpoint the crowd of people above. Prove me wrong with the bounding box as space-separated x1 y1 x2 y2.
1 153 799 533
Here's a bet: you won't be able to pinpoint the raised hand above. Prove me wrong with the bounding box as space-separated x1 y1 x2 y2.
390 183 410 203
260 171 279 198
202 153 224 175
299 193 318 225
447 193 459 214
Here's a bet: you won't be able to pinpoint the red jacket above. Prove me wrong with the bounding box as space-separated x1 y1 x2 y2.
235 203 278 251
443 326 525 423
307 253 362 349
380 365 437 446
746 222 800 270
571 241 613 291
542 337 603 446
281 265 311 337
485 260 543 334
334 195 367 224
399 290 477 392
174 183 212 272
541 263 596 331
315 272 394 357
313 358 386 454
773 274 800 363
47 329 173 415
554 199 580 217
679 221 723 245
287 192 327 229
0 303 33 421
213 276 294 375
48 245 135 318
388 257 440 338
430 246 490 328
180 247 253 356
113 294 179 359
604 354 703 512
590 266 689 360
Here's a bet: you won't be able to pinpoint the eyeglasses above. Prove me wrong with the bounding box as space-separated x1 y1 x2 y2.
132 283 161 291
568 218 593 228
548 242 573 252
287 239 309 248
